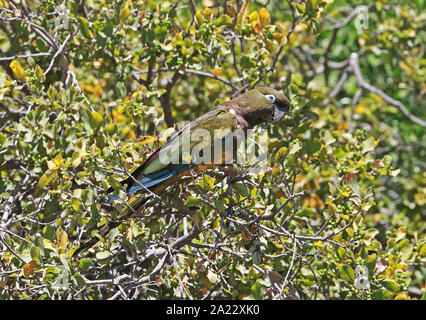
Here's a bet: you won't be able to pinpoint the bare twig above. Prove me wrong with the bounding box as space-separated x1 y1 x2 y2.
350 53 426 128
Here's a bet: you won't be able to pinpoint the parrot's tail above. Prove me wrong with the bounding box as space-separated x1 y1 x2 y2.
72 196 149 258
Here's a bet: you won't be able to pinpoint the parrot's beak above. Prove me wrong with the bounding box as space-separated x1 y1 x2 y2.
273 105 287 123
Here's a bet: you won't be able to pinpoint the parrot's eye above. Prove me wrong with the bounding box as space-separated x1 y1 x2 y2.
265 94 275 104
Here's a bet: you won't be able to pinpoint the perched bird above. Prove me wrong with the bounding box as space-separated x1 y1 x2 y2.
73 87 290 256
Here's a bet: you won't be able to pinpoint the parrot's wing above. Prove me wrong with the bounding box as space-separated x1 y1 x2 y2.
114 107 239 197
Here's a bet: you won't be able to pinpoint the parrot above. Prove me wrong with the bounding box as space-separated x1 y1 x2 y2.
72 87 290 256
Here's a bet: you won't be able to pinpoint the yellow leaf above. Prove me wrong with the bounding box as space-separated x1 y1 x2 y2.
259 8 270 28
340 213 350 221
43 239 57 251
71 197 82 211
35 64 46 81
195 11 204 25
211 68 223 76
313 241 324 249
294 23 307 32
138 136 158 145
273 32 288 45
420 244 426 257
38 168 57 188
226 4 236 17
271 167 280 175
338 121 349 131
275 146 288 160
288 33 298 45
276 21 290 33
120 7 130 22
328 202 337 215
190 211 203 230
251 21 261 34
236 12 243 25
248 11 258 23
257 171 265 183
91 111 103 127
57 230 69 251
394 294 408 300
3 252 11 262
53 155 64 168
112 109 126 123
395 226 407 242
22 261 38 277
9 60 26 81
399 61 413 75
406 29 415 38
265 39 274 53
202 7 212 21
0 1 10 9
174 31 182 41
355 104 366 114
126 129 136 140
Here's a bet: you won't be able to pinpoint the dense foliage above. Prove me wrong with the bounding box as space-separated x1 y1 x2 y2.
0 0 424 300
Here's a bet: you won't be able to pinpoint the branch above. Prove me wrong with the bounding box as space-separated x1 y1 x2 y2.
322 3 374 30
0 52 52 62
349 53 426 128
159 70 181 128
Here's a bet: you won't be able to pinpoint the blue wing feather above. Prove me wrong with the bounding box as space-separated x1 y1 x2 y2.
108 164 192 203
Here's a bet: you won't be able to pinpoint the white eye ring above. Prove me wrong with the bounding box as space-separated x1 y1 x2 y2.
266 94 275 104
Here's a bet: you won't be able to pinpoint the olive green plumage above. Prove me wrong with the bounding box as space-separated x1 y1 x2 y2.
72 87 290 256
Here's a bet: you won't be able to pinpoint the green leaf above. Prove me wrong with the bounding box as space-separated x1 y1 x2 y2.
203 174 215 190
213 199 227 212
71 197 82 211
292 2 305 14
288 141 302 155
383 280 400 292
349 179 362 198
240 56 255 69
38 168 57 188
74 272 86 288
91 111 103 128
115 82 127 99
215 15 233 27
251 278 264 300
372 289 393 300
303 138 322 155
364 228 379 240
233 183 249 197
296 207 314 217
362 137 377 154
43 225 56 242
78 17 93 38
184 196 202 208
96 251 111 260
400 243 413 261
321 130 336 146
30 246 40 262
78 258 94 271
339 264 355 282
154 25 168 42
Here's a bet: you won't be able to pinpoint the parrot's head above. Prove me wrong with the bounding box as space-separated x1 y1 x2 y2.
233 87 290 127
